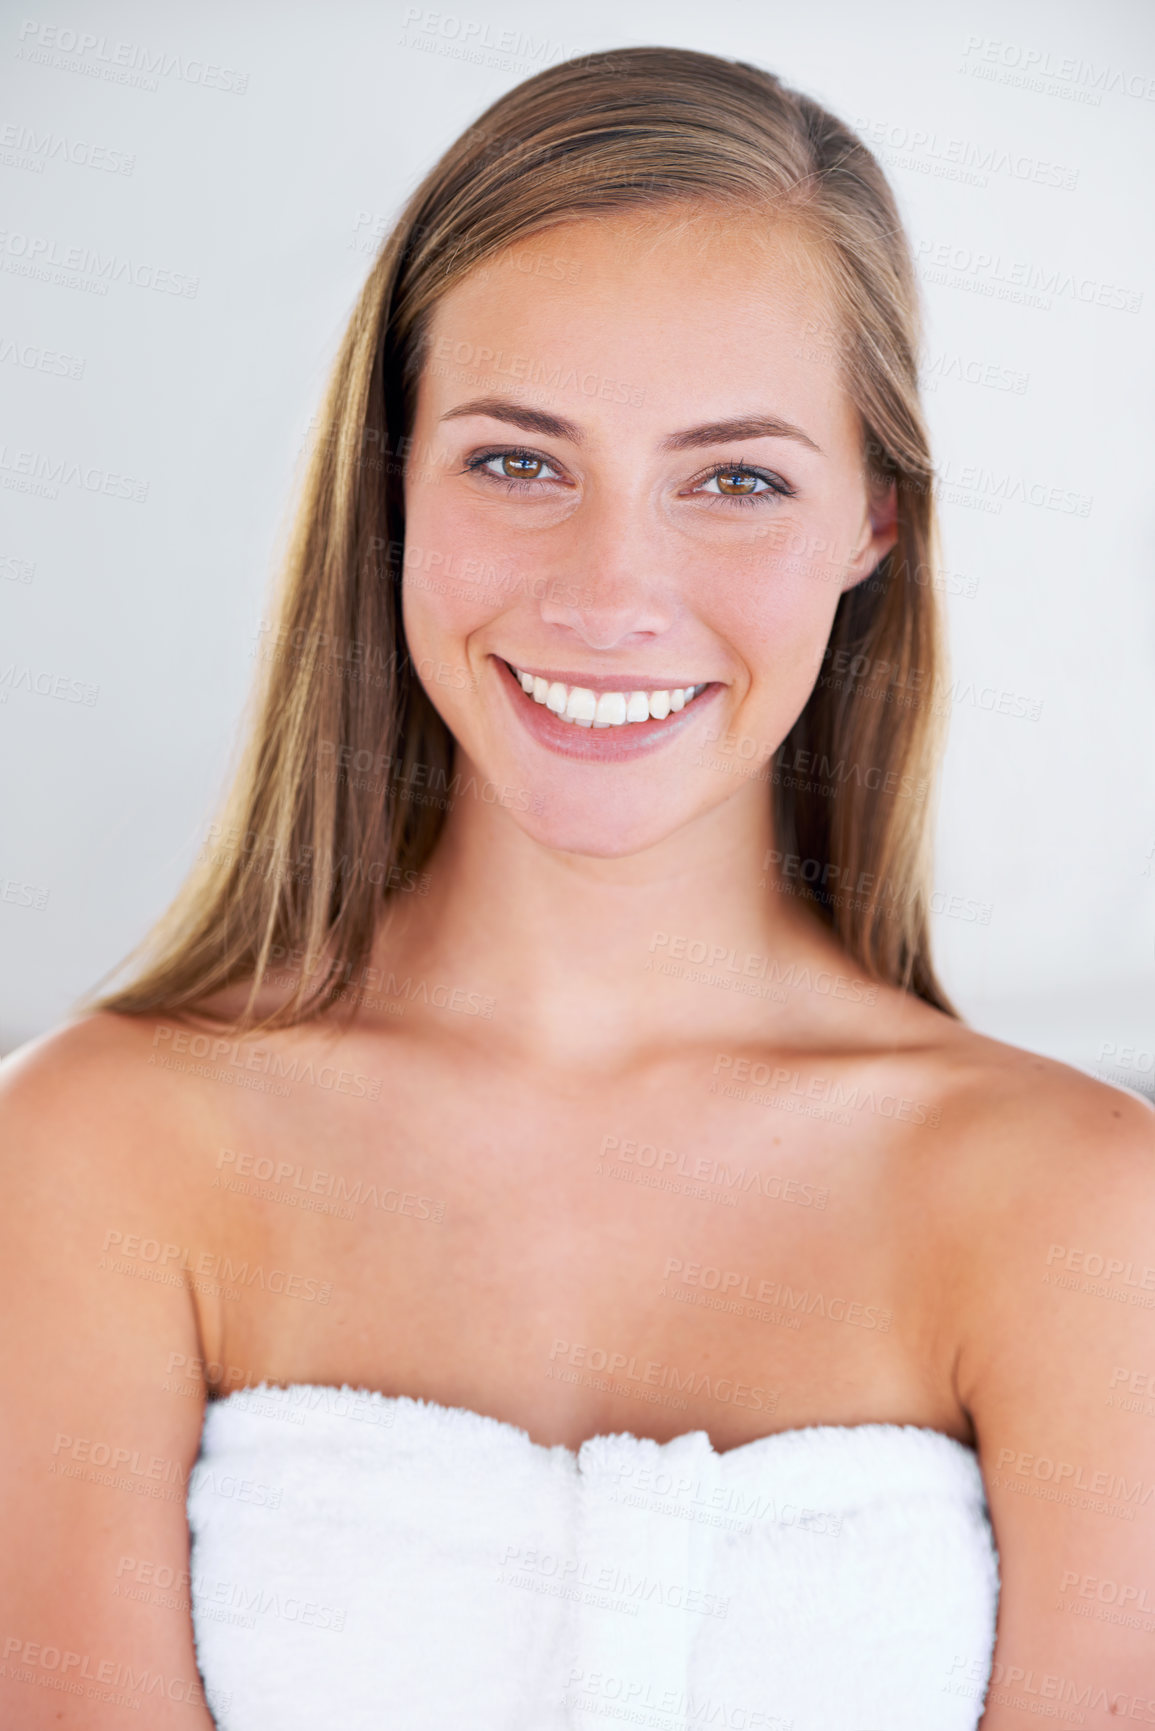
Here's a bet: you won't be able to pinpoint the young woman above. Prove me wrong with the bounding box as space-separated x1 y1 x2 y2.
2 45 1152 1731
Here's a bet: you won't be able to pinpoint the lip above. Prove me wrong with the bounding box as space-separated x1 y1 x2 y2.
493 655 723 761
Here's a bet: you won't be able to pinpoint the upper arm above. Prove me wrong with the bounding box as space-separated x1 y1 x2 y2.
955 1080 1155 1729
0 1018 223 1729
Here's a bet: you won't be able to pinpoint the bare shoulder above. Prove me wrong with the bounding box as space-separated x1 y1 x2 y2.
0 1008 226 1402
0 1007 222 1194
3 1001 195 1092
897 1008 1155 1399
0 1013 224 1725
904 1023 1155 1698
859 999 1155 1353
908 1013 1155 1243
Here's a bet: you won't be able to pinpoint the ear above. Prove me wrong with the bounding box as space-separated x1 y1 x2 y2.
841 474 899 593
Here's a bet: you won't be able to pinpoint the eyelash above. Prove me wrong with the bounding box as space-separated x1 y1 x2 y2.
461 447 796 507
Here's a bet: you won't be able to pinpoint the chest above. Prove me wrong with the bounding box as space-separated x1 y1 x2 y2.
192 1041 955 1446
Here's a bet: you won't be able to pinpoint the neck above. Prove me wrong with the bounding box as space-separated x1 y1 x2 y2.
369 763 871 1070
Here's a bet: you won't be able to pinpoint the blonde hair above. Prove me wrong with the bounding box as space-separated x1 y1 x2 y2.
92 45 955 1030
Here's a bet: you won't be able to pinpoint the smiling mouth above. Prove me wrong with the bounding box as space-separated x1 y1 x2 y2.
504 661 710 729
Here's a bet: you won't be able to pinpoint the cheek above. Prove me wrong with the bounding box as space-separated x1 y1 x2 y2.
694 539 842 749
399 486 508 661
694 526 843 659
747 507 856 599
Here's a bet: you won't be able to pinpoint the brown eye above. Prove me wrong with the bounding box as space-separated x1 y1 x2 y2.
715 469 759 495
468 449 563 487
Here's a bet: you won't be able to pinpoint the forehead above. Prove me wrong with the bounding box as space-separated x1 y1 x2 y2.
420 205 857 447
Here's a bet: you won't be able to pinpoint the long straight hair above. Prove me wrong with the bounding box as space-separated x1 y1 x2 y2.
92 45 956 1031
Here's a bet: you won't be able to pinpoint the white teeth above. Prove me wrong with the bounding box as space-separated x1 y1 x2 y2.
563 687 597 727
594 691 627 727
510 665 708 729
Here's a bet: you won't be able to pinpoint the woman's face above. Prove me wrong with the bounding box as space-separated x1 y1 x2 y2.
401 206 897 856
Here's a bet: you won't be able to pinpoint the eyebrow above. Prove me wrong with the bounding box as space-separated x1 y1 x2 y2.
439 398 583 441
661 415 821 456
438 397 822 455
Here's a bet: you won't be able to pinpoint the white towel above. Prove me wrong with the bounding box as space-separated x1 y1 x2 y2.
186 1385 999 1730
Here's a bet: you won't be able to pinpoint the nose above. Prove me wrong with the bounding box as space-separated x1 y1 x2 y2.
537 489 679 651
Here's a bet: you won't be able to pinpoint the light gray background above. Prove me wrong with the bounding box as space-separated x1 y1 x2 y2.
2 0 1152 1095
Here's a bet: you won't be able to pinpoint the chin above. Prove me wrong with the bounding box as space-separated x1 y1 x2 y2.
508 792 692 860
